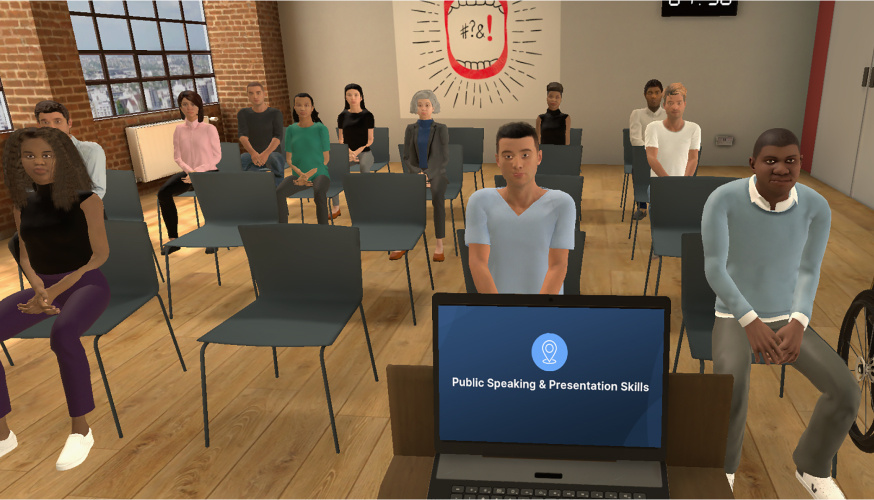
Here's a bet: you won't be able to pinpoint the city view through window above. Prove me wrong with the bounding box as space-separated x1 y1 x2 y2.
0 77 11 132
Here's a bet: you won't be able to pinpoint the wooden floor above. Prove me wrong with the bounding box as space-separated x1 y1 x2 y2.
0 163 872 499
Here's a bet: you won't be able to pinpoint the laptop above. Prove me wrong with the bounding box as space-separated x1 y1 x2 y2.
428 293 671 499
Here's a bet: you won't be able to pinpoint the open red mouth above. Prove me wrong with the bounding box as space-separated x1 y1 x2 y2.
444 1 508 80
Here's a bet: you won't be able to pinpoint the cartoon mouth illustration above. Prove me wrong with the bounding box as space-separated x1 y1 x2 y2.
444 0 508 80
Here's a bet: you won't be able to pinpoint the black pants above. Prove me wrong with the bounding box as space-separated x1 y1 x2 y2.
276 175 331 225
428 174 448 239
157 171 217 239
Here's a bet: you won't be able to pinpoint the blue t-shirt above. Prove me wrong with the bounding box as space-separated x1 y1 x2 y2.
465 188 576 294
417 119 433 170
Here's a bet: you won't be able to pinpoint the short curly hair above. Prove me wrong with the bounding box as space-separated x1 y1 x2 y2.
2 127 92 210
409 89 440 114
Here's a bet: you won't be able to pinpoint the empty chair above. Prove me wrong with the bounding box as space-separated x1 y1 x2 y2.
286 143 350 226
458 228 586 294
15 220 186 438
448 127 485 190
493 174 584 230
198 223 378 454
627 145 650 259
644 176 735 295
620 128 632 219
102 169 164 282
343 173 434 325
538 144 583 176
163 172 278 318
570 127 582 147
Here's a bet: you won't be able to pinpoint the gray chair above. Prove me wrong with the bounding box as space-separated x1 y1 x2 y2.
15 220 186 438
644 176 735 296
458 228 586 294
157 142 241 248
198 223 378 454
163 172 278 318
398 144 466 256
103 169 164 282
538 144 583 176
627 145 650 260
494 174 584 230
287 143 350 226
570 127 582 147
343 173 434 325
448 127 485 190
621 128 632 219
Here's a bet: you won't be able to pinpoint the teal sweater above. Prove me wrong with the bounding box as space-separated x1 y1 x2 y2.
701 178 831 322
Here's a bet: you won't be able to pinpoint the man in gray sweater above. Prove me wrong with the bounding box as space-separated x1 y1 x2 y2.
701 128 859 499
238 82 284 185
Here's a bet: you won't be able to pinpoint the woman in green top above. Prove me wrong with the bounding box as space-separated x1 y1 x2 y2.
276 93 331 224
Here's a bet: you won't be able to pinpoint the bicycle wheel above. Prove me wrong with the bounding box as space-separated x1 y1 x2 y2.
837 289 874 452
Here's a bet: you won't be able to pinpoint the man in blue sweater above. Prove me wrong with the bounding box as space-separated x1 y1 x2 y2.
701 128 859 499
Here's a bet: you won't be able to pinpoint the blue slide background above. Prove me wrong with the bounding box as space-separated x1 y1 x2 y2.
437 305 665 448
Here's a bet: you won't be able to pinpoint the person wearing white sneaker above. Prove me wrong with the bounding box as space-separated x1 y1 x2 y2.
0 127 111 472
702 129 860 498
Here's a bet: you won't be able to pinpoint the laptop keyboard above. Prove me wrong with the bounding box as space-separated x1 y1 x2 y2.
446 484 647 499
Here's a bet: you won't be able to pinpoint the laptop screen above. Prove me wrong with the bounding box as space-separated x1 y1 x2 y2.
433 294 670 460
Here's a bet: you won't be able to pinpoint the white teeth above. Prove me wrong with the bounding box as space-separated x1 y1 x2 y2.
448 0 503 14
459 59 498 70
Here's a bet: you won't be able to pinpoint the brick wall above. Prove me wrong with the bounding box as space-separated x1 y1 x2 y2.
0 1 289 238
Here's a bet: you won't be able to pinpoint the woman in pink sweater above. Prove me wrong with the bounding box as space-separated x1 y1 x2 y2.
158 90 221 255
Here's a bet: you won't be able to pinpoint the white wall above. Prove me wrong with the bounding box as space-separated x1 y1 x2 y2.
278 1 818 166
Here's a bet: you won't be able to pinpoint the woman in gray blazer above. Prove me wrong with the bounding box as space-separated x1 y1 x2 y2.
391 89 450 262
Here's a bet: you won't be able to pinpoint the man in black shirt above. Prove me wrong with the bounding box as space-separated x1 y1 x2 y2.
238 82 285 185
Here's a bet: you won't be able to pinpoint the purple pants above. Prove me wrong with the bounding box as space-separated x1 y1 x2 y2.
0 269 110 418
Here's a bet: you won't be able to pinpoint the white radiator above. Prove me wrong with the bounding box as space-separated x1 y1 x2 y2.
125 117 209 183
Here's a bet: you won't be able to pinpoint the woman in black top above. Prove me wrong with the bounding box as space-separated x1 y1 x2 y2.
536 82 571 146
337 83 376 219
0 127 110 471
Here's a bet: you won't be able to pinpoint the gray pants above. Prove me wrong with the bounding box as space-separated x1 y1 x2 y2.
712 317 860 477
352 150 375 173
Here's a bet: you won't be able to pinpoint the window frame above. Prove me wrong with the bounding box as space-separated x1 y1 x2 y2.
0 76 12 132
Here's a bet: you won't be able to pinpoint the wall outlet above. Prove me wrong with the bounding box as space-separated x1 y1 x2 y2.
715 135 734 146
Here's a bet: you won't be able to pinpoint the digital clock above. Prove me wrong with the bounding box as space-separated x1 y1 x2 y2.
662 1 738 17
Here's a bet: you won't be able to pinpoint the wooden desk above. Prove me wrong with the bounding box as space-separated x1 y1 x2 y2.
378 365 734 499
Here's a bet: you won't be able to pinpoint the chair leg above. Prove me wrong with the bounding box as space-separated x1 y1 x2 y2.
193 195 201 228
17 266 24 292
631 219 640 260
628 208 635 239
404 252 417 326
156 295 186 371
300 199 304 223
165 252 173 319
460 192 466 221
319 346 340 454
1 341 13 366
94 335 122 439
214 251 221 286
359 304 379 382
620 173 628 209
450 201 458 256
654 256 663 296
201 342 210 447
480 169 485 189
473 171 478 191
779 364 786 398
644 245 654 295
832 453 837 478
672 321 685 373
328 199 334 226
386 163 391 173
272 347 279 378
422 234 434 290
151 247 165 283
157 199 163 248
699 359 705 374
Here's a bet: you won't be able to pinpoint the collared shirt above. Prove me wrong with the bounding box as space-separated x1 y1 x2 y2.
629 106 666 146
173 119 221 173
69 135 106 199
714 175 808 329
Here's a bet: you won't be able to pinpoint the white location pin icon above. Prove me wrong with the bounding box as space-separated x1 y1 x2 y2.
542 339 557 364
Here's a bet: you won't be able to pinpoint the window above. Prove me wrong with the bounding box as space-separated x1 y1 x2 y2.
0 76 11 132
68 1 217 119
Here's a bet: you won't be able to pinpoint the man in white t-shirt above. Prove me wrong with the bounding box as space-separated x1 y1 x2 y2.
637 82 701 221
629 79 666 220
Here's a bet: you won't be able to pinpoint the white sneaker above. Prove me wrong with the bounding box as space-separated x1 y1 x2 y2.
795 470 845 499
0 430 17 459
726 473 735 492
56 428 94 471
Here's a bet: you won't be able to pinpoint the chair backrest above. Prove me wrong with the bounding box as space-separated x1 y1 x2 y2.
649 176 736 233
681 232 716 361
371 127 389 163
327 143 351 189
397 143 407 172
103 170 145 222
102 220 160 298
448 127 484 164
622 128 632 169
189 171 279 224
539 144 583 176
458 228 586 294
446 143 463 186
494 174 583 227
570 128 582 147
630 145 651 202
217 142 243 172
239 224 362 304
343 172 426 227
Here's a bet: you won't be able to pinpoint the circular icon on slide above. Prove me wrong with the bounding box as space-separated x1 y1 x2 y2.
532 333 567 371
